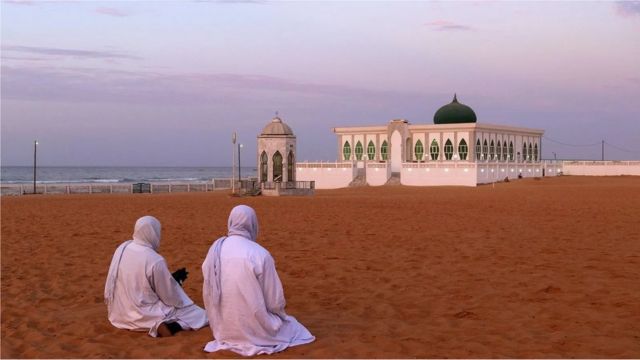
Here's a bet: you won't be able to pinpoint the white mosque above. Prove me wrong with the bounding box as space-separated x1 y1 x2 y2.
257 95 563 191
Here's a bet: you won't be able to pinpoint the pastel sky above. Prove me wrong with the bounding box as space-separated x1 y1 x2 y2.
2 0 639 166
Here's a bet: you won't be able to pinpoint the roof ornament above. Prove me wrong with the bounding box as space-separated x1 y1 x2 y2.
453 93 458 103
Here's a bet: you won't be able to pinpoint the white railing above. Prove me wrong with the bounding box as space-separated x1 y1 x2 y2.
0 179 241 196
562 160 640 166
296 161 353 169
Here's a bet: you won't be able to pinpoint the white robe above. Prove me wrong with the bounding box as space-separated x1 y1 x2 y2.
202 205 314 356
105 216 208 337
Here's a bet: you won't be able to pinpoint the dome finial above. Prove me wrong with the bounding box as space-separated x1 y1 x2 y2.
453 93 458 103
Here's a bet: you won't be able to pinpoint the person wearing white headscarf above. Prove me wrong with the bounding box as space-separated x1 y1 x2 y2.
202 205 315 356
104 216 208 337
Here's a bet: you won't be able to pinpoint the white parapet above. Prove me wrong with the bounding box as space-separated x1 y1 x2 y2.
366 162 390 186
296 162 356 189
401 162 477 186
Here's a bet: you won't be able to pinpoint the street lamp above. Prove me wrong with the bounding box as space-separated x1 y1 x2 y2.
552 152 557 161
232 132 236 194
238 143 243 182
33 140 38 194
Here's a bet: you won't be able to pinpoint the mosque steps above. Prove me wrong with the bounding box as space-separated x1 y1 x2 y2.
385 172 402 186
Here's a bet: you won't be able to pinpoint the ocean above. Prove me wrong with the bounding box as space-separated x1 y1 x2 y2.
0 166 257 184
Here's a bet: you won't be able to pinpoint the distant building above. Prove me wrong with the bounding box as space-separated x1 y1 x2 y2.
295 94 561 188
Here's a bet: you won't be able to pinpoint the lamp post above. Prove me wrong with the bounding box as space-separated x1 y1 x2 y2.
33 140 38 194
232 132 236 194
238 143 243 183
552 152 557 161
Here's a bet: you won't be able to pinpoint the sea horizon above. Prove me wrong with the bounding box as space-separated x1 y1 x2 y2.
0 166 257 184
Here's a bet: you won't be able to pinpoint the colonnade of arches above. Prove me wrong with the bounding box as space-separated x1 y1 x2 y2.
342 138 469 162
260 150 295 182
474 139 539 162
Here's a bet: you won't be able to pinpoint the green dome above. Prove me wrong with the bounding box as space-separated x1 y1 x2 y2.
433 94 477 124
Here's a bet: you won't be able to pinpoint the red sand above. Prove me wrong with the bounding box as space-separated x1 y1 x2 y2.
1 176 639 358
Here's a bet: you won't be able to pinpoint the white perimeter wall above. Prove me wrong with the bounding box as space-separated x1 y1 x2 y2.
296 163 355 189
401 164 477 186
561 161 640 176
476 163 543 184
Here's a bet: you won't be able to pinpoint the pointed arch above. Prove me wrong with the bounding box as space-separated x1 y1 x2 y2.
528 142 533 161
381 140 388 160
509 141 514 161
260 151 268 182
272 151 283 182
458 139 468 160
414 139 424 161
287 150 295 181
343 141 351 161
476 139 481 161
497 140 502 161
489 140 495 160
355 141 363 160
444 139 454 160
483 139 488 160
430 139 440 160
534 143 539 161
503 141 508 161
367 140 375 160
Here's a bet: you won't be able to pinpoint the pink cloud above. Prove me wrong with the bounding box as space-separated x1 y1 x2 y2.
425 20 473 31
96 7 127 17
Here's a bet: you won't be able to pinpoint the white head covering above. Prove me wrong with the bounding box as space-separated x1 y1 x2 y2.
132 216 162 251
206 205 259 307
104 216 161 307
227 205 258 242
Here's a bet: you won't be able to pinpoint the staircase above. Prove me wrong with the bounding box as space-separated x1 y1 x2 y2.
348 169 368 187
385 172 401 186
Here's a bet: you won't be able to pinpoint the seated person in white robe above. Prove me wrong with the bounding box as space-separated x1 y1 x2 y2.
202 205 315 356
104 216 208 337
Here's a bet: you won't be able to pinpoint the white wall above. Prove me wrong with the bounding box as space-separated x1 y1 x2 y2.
561 161 640 176
476 163 543 184
296 164 355 189
401 164 477 186
366 164 390 186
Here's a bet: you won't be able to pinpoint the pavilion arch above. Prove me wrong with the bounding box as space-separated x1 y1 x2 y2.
287 150 295 182
355 141 363 160
476 139 481 161
430 139 439 160
509 141 514 161
444 139 453 160
343 141 351 161
503 142 508 161
483 139 488 160
260 151 268 182
381 140 389 160
458 138 468 160
414 139 424 161
273 151 283 182
367 140 375 160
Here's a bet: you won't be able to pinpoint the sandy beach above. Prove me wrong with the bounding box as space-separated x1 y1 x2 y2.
1 176 639 358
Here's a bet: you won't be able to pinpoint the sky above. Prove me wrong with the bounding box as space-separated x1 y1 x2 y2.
1 0 639 166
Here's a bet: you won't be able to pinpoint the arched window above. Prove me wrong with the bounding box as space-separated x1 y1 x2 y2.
272 151 283 182
528 142 533 162
287 150 294 182
476 139 481 161
444 139 453 160
414 140 424 161
523 143 527 162
355 141 363 160
343 141 351 161
260 151 268 182
509 141 514 161
458 139 468 160
483 139 488 161
503 142 508 161
430 139 439 160
497 141 502 161
490 140 495 160
381 140 388 160
367 140 375 160
534 143 538 161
